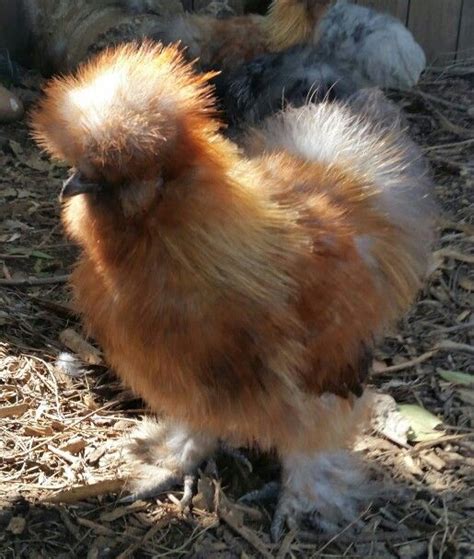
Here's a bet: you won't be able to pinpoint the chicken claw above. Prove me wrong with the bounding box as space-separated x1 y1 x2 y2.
123 417 217 505
238 481 281 505
270 450 373 542
219 442 253 473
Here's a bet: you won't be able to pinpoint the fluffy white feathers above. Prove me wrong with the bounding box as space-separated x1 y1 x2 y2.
316 1 426 89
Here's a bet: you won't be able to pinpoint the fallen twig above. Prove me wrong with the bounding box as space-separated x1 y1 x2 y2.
0 274 69 287
428 156 469 171
428 321 474 335
433 108 474 138
372 338 474 375
59 328 103 365
372 350 437 375
30 296 76 318
424 138 474 152
219 507 274 559
76 517 118 536
434 249 474 265
303 506 372 553
413 89 469 111
47 444 77 465
410 434 471 453
116 514 173 559
436 340 474 355
276 529 297 559
43 478 126 504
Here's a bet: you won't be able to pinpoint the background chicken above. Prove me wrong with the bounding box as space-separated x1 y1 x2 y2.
215 1 427 130
315 1 426 89
31 42 435 538
149 0 331 71
152 0 425 90
213 45 358 131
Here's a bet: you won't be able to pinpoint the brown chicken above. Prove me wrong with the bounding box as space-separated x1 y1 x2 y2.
151 0 332 70
31 42 435 538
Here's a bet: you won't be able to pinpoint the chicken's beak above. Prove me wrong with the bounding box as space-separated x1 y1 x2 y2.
61 172 101 200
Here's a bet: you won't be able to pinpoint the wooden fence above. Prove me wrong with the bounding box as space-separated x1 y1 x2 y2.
184 0 474 64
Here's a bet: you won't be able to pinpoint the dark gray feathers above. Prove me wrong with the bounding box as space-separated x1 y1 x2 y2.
214 45 357 130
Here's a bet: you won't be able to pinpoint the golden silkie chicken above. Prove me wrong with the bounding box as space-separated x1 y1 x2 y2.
31 42 435 537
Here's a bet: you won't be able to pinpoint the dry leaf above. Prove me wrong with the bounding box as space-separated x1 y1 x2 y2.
457 389 474 406
456 310 471 322
8 139 23 156
398 404 444 443
1 187 17 198
397 542 428 559
100 501 147 522
0 310 9 325
6 516 26 535
20 153 51 172
437 369 474 386
61 437 86 454
83 393 99 411
86 445 107 465
76 518 116 536
421 451 446 471
402 455 423 476
0 402 29 418
24 425 54 437
50 419 66 431
458 276 474 292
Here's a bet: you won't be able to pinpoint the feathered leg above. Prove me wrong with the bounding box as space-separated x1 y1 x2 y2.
272 391 375 540
271 450 372 540
122 417 253 506
122 417 218 506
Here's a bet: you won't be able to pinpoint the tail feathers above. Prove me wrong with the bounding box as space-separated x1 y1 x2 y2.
253 90 436 319
30 42 219 182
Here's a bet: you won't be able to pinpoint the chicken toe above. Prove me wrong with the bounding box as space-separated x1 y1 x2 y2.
123 417 217 504
239 481 281 505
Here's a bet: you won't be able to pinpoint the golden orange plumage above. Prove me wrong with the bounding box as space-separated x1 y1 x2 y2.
31 42 435 536
264 0 331 50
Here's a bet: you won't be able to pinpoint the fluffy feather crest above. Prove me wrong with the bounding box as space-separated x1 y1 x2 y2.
30 42 219 182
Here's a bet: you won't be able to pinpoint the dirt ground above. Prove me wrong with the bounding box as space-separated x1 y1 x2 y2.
0 60 473 558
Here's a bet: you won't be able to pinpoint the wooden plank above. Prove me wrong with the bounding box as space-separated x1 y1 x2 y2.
355 0 409 24
457 0 474 59
408 0 463 63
